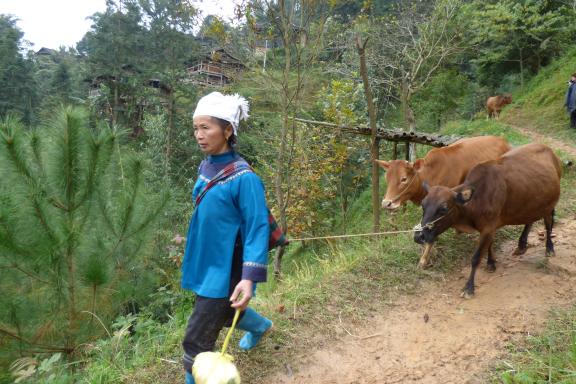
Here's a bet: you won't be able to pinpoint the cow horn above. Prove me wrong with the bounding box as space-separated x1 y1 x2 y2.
422 180 430 192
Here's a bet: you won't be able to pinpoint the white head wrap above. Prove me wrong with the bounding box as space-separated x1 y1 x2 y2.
192 92 250 136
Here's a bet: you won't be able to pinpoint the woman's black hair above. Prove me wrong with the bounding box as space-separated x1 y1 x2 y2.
211 116 237 147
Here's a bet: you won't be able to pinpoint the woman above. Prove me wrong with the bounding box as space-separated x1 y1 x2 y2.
181 92 272 384
565 72 576 128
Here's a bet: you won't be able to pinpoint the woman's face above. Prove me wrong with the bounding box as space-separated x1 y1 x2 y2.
193 115 233 155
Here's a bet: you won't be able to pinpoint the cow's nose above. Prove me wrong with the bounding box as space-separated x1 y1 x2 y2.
382 199 398 210
414 230 424 244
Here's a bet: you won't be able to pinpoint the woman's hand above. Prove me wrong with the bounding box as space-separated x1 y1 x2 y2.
230 279 253 310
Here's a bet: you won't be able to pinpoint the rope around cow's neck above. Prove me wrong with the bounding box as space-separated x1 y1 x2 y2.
387 173 419 204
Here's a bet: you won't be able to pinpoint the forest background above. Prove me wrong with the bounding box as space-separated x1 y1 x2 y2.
1 0 576 382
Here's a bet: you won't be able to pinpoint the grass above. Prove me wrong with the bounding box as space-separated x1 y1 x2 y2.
441 119 531 146
493 308 576 384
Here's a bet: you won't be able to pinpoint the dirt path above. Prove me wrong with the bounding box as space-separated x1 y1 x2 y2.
265 131 576 384
509 123 576 158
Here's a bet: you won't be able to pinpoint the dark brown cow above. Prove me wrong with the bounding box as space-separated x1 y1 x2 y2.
376 136 511 210
486 94 512 119
414 143 562 298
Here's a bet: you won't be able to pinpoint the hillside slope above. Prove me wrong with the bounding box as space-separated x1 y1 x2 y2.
502 49 576 147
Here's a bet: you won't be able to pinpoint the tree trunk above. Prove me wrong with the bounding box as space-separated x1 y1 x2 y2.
274 246 285 281
113 81 119 126
165 96 175 178
519 48 524 91
401 79 417 162
65 240 76 355
356 35 380 232
273 3 292 278
273 112 288 278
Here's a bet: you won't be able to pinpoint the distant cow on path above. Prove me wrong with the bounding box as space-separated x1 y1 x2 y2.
414 143 562 298
375 136 511 211
486 94 512 119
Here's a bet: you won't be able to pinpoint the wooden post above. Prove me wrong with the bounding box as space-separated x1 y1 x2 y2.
356 34 380 232
405 142 410 161
393 143 398 160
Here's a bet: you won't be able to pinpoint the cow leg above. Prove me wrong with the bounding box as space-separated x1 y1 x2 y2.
462 233 493 299
544 209 555 257
513 223 533 255
486 239 496 273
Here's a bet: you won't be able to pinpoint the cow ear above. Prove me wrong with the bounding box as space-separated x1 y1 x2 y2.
422 180 430 192
374 160 390 170
413 159 423 171
455 187 474 205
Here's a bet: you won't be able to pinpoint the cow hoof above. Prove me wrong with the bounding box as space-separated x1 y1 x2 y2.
460 290 474 299
512 247 527 256
487 264 496 273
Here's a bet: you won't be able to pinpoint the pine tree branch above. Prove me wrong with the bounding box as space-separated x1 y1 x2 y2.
0 327 69 353
126 191 169 238
0 220 35 259
48 196 69 211
32 197 59 244
97 187 118 237
0 263 51 285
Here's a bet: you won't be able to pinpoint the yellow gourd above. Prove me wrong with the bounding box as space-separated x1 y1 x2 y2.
192 310 241 384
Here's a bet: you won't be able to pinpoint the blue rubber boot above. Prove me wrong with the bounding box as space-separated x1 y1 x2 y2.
237 308 273 351
185 371 195 384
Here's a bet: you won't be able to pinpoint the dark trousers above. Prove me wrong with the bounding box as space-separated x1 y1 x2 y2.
571 110 576 128
182 234 244 373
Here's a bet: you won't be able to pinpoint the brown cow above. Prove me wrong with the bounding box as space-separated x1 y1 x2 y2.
486 94 512 119
414 143 562 298
375 136 511 210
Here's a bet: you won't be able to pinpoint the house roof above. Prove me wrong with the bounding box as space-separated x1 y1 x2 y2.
35 47 57 56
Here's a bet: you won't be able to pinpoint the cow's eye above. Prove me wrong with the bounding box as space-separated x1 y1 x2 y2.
400 176 408 183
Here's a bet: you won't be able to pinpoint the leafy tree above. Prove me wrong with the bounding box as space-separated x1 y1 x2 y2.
77 0 147 127
411 69 471 130
358 0 467 160
28 47 89 124
0 107 167 360
0 15 37 125
320 79 370 216
467 0 576 90
50 61 72 102
242 0 333 276
138 0 201 178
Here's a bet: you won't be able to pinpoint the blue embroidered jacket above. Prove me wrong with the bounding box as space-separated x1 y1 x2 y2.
181 151 269 298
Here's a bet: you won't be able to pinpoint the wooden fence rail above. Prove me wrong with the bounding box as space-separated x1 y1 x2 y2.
293 117 459 147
